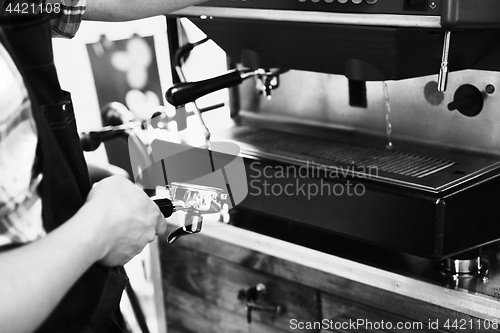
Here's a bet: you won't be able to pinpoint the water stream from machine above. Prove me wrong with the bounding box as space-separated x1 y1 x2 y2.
383 81 393 149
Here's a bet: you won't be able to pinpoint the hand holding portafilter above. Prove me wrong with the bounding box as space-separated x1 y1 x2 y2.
81 105 233 244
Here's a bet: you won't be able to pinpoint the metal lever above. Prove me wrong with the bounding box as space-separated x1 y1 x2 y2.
165 68 286 107
165 70 244 107
438 31 451 92
244 302 284 324
80 123 136 151
237 283 284 323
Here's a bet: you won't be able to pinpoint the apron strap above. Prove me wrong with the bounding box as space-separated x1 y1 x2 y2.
1 14 127 333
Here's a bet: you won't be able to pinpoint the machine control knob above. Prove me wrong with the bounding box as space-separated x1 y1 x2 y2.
447 84 484 117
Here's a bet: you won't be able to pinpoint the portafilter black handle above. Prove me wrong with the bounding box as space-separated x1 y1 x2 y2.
165 70 243 107
153 198 175 218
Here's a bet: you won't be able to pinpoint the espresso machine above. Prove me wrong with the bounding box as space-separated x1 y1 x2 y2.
164 0 500 281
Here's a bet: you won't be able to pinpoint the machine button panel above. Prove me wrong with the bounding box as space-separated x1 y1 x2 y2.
404 0 428 11
200 0 442 16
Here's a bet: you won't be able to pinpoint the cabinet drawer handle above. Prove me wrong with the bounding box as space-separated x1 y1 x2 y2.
237 284 285 323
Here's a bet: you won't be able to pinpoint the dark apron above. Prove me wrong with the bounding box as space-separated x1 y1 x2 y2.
0 14 128 333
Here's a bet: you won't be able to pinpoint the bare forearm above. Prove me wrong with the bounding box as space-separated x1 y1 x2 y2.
83 0 209 21
0 204 105 333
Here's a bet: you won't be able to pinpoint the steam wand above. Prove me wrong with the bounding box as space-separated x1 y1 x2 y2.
437 31 451 92
173 38 212 148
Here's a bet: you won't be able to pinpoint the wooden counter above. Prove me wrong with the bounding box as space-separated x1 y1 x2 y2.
157 224 500 333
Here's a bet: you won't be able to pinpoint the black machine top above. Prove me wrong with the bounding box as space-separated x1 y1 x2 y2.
170 0 500 80
176 0 500 30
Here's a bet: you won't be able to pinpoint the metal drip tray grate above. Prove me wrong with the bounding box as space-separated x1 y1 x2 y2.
213 125 500 192
222 125 455 178
309 144 454 178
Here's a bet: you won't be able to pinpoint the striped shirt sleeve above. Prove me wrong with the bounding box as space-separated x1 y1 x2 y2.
49 0 86 38
0 42 46 247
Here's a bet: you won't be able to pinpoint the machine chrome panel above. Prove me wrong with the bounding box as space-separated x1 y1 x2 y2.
172 7 442 28
166 1 500 259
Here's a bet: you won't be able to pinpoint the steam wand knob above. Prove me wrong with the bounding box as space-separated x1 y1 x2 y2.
447 84 484 117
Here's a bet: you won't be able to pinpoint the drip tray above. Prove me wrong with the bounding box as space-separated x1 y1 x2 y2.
214 124 500 193
213 120 500 259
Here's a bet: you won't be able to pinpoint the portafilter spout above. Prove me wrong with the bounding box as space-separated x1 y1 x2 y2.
153 182 227 243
